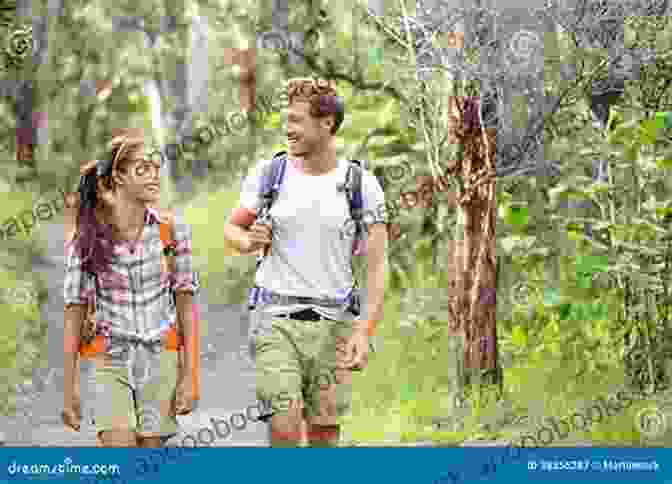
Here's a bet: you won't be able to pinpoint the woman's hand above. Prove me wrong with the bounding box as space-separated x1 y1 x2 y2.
62 391 82 432
173 377 196 415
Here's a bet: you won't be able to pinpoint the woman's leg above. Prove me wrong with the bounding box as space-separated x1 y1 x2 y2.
93 357 138 447
135 350 180 446
98 430 137 447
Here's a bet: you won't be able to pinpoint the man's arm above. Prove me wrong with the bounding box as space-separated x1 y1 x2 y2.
357 223 388 336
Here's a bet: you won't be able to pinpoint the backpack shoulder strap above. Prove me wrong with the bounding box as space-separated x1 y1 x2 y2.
257 151 288 219
345 160 364 223
157 208 177 273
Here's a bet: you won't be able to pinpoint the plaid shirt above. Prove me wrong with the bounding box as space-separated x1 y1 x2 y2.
64 207 199 356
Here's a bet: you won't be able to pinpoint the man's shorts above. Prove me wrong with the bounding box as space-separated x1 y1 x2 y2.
92 347 179 439
251 313 358 426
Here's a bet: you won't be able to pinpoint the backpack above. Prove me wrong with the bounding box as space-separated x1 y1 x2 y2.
255 151 366 256
249 151 365 311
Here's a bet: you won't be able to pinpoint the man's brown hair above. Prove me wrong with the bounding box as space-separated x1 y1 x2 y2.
286 78 345 135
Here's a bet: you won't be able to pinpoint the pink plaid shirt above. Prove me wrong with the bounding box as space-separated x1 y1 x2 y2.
64 207 199 356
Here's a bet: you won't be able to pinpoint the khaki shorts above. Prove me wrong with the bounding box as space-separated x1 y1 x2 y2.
251 313 360 426
91 347 179 439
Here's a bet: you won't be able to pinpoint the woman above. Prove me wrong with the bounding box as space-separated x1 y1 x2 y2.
61 129 200 447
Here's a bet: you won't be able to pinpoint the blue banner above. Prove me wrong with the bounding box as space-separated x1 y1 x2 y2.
0 448 668 484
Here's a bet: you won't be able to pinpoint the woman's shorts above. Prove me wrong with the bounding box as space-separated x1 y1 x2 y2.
92 348 179 439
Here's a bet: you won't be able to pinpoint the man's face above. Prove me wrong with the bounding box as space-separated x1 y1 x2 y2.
115 152 163 204
286 100 333 156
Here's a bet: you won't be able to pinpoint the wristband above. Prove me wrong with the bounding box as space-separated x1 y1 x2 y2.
357 320 376 336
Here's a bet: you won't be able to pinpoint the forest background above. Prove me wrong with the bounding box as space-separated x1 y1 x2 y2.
1 0 672 447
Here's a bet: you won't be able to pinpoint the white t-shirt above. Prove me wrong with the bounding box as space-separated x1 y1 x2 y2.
239 156 386 321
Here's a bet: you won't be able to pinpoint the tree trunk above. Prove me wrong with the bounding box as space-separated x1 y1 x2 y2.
447 95 499 387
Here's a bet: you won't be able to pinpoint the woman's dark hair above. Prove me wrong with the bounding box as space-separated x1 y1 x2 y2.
73 130 145 275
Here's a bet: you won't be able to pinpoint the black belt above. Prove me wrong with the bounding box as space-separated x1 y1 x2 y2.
276 308 323 321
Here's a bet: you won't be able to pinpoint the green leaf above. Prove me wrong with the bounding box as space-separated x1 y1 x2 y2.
558 303 573 320
638 119 662 145
543 288 563 306
655 111 672 130
368 46 384 65
511 325 528 347
655 157 672 169
508 205 529 226
400 383 417 402
576 254 609 274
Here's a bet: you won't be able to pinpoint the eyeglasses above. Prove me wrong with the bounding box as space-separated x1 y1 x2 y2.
131 148 167 178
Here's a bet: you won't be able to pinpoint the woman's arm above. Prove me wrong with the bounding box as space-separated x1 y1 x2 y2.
168 211 201 403
64 305 85 399
63 193 83 397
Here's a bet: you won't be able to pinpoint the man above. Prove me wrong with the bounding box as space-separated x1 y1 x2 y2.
224 78 388 447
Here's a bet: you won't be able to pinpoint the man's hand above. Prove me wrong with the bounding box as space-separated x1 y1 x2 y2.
246 221 273 254
342 329 370 371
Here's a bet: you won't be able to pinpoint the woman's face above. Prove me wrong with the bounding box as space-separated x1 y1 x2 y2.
114 146 164 204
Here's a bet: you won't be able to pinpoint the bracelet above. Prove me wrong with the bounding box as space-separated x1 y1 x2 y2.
163 241 177 256
356 320 376 336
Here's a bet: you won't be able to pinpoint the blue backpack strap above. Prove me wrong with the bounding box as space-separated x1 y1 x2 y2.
257 151 288 220
343 160 364 316
345 160 364 238
253 151 288 282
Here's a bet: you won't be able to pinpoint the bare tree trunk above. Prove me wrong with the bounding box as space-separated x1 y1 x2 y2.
447 95 499 386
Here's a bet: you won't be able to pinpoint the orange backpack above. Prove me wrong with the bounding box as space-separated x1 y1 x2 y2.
76 209 200 400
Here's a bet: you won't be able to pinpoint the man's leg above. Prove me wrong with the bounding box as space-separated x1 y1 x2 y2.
304 320 356 447
254 316 306 447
